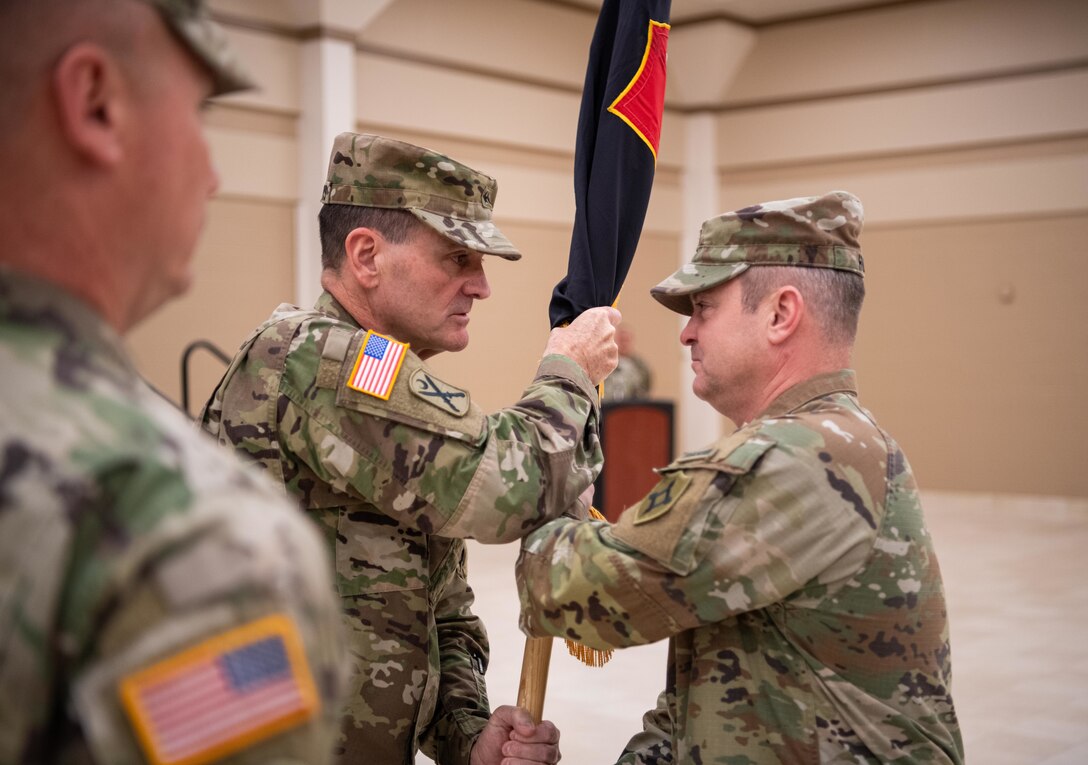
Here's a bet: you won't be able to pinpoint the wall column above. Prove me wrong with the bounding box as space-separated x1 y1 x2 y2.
295 35 356 306
293 0 395 307
677 113 723 452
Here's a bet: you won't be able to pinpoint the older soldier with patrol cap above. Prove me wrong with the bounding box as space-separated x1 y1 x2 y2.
516 191 965 764
200 132 619 765
0 0 347 763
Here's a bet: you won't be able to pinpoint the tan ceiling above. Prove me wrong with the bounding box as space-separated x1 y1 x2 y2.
545 0 929 25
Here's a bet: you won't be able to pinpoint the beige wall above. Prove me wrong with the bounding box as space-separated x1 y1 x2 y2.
128 0 1088 498
856 213 1088 497
128 197 295 416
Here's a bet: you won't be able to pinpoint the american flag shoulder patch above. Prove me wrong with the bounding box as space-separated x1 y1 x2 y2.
118 614 319 765
346 330 408 400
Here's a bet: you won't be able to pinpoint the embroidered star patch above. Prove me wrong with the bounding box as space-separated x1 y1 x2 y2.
346 330 408 400
409 368 470 417
632 472 691 525
119 614 318 765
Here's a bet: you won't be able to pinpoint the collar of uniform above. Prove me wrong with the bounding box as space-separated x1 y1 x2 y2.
0 266 135 377
313 290 361 328
758 369 858 419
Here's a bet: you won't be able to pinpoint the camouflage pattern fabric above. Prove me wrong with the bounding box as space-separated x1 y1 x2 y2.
199 291 603 765
650 191 865 316
145 0 254 95
517 370 964 764
0 269 346 763
322 132 521 260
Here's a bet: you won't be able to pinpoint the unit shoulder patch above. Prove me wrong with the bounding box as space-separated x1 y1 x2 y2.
409 367 470 417
612 467 718 575
632 472 691 525
118 614 318 765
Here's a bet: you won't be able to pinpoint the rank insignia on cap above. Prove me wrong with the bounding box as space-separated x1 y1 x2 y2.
410 368 470 416
118 614 319 765
632 472 691 525
346 330 408 400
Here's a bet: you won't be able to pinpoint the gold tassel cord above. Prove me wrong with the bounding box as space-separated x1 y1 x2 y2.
562 505 615 667
565 639 613 667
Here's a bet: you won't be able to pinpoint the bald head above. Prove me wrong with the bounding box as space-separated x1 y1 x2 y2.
0 0 149 136
0 0 227 333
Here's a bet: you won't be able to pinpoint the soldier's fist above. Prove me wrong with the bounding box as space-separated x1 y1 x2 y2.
544 306 621 386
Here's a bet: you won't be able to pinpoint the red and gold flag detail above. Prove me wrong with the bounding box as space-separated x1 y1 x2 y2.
607 20 669 161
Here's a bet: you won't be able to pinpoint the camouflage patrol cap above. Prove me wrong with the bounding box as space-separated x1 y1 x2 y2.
321 133 521 260
651 191 865 315
146 0 254 96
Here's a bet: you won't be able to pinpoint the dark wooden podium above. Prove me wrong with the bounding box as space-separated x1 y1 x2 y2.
595 400 674 522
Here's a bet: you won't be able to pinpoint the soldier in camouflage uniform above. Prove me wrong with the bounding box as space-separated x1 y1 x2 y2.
0 1 346 763
199 132 620 765
516 192 965 764
603 327 653 401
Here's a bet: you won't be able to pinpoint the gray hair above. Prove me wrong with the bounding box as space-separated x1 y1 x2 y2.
740 266 865 346
317 204 425 271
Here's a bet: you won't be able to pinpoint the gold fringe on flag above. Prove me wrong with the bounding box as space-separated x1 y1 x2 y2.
563 505 614 667
565 639 613 667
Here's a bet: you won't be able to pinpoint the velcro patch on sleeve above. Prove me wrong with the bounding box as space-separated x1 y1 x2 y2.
336 335 486 444
118 614 318 765
613 468 717 575
345 330 408 400
317 326 355 389
612 432 778 574
721 435 776 474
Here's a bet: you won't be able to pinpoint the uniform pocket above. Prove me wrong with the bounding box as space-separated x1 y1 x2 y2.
334 505 428 598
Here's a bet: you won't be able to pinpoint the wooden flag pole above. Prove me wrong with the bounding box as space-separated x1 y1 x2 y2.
521 0 670 724
516 507 611 723
516 636 553 723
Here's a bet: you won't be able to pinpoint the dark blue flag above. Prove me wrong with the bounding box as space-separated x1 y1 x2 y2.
549 0 672 328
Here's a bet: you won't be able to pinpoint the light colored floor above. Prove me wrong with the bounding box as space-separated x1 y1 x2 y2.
421 491 1088 764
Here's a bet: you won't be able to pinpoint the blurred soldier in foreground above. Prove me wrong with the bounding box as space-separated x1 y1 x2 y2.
0 1 346 762
517 192 964 763
200 132 619 765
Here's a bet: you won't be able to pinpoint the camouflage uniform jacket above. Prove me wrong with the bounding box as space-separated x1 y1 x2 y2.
517 370 963 764
199 291 603 764
0 270 346 764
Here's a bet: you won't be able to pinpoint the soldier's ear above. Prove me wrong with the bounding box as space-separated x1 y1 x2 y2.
343 227 382 288
52 42 126 167
767 285 804 346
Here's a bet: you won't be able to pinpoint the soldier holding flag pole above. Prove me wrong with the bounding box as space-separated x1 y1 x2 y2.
517 2 962 761
200 132 619 765
516 191 965 763
517 0 673 724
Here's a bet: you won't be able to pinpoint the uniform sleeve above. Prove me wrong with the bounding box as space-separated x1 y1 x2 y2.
418 546 490 765
282 349 602 544
516 444 879 649
63 465 347 765
615 691 674 765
